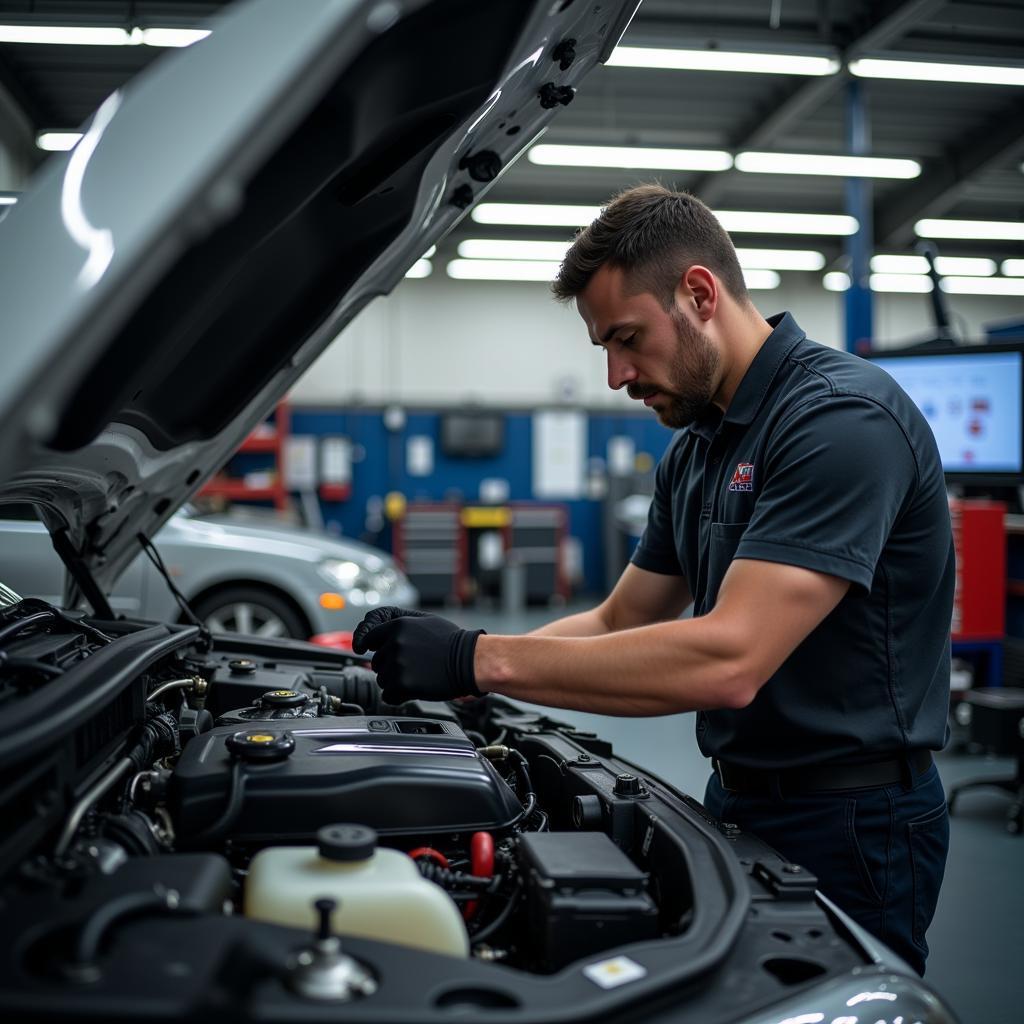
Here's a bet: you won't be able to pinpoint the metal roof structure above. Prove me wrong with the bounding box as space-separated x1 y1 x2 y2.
0 0 1022 271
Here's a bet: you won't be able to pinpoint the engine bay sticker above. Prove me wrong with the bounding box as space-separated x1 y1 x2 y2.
582 956 648 989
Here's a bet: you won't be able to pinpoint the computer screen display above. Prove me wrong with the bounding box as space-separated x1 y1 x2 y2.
869 345 1023 482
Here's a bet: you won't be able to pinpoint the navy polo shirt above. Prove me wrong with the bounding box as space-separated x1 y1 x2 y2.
632 312 954 769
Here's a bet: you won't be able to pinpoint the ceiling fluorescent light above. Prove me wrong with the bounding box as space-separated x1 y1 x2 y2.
528 144 732 172
404 259 432 279
447 259 561 282
742 270 780 290
459 241 824 273
1002 259 1024 276
735 151 920 179
931 256 996 276
0 25 130 44
870 255 996 276
0 24 208 47
915 218 1024 241
823 272 851 292
472 203 599 227
716 211 858 235
735 248 825 271
139 28 210 47
850 57 1024 87
36 132 82 151
472 204 858 236
870 273 933 293
609 46 839 77
459 239 570 261
940 277 1024 296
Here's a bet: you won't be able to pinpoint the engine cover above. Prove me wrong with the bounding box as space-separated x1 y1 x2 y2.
169 717 522 842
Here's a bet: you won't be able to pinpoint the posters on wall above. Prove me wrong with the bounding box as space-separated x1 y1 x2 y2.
406 434 434 477
533 409 586 499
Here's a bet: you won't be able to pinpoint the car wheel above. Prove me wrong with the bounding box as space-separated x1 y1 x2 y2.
191 587 309 639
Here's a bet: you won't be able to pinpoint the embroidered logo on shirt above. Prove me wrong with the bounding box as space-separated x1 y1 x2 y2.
728 462 754 492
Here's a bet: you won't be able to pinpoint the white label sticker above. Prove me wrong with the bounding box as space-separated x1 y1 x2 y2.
582 956 648 990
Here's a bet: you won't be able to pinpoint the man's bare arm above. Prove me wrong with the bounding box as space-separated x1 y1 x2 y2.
528 563 692 638
475 558 849 716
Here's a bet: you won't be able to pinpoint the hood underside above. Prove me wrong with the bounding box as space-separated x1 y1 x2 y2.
0 0 638 606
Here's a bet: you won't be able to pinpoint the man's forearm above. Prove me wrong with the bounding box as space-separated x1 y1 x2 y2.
528 605 613 637
475 616 752 716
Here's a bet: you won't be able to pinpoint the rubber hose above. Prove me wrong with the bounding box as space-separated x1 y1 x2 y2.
189 759 246 843
469 883 522 946
0 610 54 647
75 892 170 965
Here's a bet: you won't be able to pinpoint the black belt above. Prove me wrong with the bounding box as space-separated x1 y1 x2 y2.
713 749 933 796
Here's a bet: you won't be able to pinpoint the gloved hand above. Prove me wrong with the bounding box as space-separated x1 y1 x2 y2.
351 606 485 705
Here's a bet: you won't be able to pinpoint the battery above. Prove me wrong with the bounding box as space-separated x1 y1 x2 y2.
517 832 659 971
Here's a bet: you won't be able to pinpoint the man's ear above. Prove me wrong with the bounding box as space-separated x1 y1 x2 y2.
678 265 718 321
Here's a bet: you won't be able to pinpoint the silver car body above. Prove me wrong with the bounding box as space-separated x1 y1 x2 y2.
0 508 417 634
0 0 637 609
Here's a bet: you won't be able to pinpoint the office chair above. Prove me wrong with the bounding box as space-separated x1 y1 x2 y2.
947 687 1024 835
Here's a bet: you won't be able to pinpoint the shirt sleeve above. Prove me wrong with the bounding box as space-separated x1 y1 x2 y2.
734 395 919 592
630 433 685 576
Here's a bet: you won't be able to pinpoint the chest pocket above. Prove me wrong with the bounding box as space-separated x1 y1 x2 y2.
705 521 749 611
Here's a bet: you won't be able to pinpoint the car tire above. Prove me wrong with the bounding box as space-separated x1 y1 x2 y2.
191 586 309 640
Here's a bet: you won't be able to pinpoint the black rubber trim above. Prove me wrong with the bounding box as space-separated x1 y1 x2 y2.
0 625 198 770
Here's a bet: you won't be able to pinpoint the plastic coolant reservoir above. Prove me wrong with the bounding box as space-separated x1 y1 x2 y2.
244 824 469 957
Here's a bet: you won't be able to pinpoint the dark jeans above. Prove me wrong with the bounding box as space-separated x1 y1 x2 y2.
703 761 949 976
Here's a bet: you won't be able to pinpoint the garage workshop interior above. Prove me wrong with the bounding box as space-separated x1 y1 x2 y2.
0 1 1021 1023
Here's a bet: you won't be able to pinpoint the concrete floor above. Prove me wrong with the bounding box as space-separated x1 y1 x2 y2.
444 600 1023 1024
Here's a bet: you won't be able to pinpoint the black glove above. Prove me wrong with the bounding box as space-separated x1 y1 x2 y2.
351 606 485 705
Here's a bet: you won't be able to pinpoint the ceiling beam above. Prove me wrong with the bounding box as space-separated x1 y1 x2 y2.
874 95 1024 247
691 0 948 206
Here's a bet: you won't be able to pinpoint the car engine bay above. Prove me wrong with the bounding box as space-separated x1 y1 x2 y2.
0 597 945 1023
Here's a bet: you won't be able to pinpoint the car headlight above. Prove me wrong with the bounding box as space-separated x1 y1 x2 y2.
319 559 405 607
320 559 367 589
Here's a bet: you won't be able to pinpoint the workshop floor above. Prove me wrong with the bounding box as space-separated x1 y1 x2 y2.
445 600 1023 1024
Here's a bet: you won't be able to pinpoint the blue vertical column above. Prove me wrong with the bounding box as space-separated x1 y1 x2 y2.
844 79 873 353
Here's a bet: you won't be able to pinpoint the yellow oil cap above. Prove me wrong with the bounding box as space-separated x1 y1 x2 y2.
226 730 295 762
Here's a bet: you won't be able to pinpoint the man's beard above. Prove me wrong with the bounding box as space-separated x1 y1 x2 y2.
629 310 720 428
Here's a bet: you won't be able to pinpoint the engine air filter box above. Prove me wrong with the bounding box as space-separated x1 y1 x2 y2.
517 831 659 971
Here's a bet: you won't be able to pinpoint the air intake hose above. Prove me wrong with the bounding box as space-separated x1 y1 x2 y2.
308 666 382 714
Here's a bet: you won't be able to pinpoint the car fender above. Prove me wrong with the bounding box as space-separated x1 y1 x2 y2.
149 540 324 628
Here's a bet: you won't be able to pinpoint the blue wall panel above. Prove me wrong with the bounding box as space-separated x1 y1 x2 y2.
289 408 675 594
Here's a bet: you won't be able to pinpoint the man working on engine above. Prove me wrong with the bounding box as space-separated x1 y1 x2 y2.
352 184 954 975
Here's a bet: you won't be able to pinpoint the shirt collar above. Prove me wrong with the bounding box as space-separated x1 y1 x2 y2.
721 311 806 426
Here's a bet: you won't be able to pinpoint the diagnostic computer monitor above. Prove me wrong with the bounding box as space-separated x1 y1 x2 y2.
868 342 1024 484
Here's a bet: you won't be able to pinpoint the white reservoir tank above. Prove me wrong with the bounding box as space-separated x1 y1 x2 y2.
244 824 469 957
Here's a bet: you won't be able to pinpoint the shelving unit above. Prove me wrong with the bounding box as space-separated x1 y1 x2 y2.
200 403 290 510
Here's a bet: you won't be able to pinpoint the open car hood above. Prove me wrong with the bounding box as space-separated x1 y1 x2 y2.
0 0 638 606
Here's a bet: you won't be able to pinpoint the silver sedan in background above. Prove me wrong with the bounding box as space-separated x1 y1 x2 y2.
0 504 417 639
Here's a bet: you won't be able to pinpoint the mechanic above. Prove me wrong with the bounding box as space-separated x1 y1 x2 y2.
353 184 954 976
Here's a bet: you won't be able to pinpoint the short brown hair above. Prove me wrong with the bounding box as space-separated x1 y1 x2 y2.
551 184 748 307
